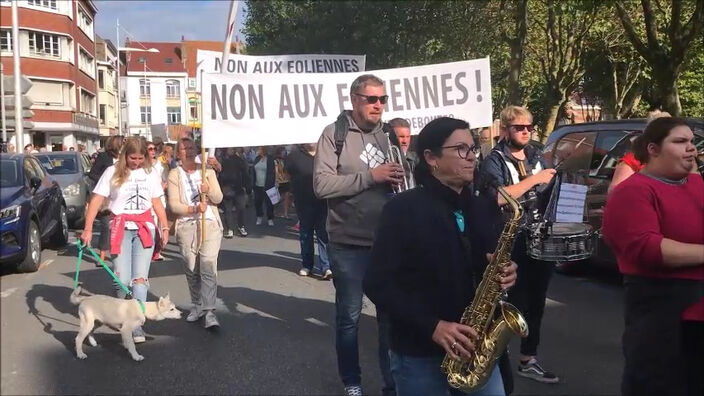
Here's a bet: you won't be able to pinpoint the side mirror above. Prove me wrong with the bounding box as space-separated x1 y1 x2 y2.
29 176 41 191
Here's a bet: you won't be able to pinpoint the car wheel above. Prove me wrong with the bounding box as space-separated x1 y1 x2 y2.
51 205 69 247
17 221 42 273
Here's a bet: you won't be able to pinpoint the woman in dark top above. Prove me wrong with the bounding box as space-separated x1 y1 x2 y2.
219 147 252 237
87 135 123 263
364 117 517 396
603 117 704 396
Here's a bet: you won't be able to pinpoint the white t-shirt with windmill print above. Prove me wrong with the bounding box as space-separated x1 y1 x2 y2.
177 167 216 222
93 165 164 229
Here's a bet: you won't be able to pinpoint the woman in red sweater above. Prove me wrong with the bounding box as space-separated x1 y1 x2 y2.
603 117 703 396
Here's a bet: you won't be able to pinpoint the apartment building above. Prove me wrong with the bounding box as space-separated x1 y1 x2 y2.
120 39 188 140
0 0 99 152
95 34 118 140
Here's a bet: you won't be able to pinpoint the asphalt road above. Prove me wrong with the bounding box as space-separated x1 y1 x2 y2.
1 214 624 395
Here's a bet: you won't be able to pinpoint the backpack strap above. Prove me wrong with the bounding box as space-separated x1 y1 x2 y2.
334 112 350 158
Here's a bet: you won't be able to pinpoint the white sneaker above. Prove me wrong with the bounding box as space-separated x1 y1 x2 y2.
238 226 248 237
255 217 263 225
298 268 310 276
223 230 234 238
267 219 274 226
344 385 363 396
323 269 333 280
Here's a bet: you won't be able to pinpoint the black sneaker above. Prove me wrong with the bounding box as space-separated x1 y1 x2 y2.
517 358 559 384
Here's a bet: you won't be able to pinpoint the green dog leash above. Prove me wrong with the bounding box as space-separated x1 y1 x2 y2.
74 241 145 313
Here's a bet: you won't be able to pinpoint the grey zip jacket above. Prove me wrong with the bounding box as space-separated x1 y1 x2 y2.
313 111 392 247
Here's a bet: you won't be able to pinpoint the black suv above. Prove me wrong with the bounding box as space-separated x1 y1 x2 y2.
542 118 704 270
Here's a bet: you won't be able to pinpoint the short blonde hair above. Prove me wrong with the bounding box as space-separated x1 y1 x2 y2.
500 106 533 128
646 110 671 123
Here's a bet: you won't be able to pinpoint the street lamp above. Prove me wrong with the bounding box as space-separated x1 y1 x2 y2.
116 46 159 137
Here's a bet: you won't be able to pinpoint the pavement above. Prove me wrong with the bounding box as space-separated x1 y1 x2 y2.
1 211 624 395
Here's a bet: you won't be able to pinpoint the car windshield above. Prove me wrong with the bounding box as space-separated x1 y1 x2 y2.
36 154 79 175
0 159 20 187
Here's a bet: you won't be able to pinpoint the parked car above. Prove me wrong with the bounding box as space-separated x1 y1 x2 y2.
542 118 704 271
0 153 69 272
35 151 94 228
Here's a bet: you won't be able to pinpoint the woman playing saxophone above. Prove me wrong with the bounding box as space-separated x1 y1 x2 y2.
364 117 517 396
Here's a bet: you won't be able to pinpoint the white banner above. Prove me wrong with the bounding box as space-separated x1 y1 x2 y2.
202 58 493 148
196 49 367 91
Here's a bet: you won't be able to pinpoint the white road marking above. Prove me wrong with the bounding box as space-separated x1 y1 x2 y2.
304 317 329 327
1 288 18 298
38 259 54 271
235 303 282 321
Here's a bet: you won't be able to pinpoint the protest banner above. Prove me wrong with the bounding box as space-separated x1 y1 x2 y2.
202 57 493 148
195 49 367 91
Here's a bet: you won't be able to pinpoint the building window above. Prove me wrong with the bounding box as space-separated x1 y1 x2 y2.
99 104 106 125
165 58 173 64
167 107 181 125
98 71 104 89
77 6 94 38
29 32 61 58
79 48 95 77
138 56 145 64
165 80 180 98
188 78 196 89
80 90 95 116
189 101 199 120
140 106 151 124
28 0 57 10
139 79 150 97
0 30 11 52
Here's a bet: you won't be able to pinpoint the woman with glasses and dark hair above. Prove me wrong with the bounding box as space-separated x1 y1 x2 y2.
167 138 224 329
603 117 703 396
364 117 516 396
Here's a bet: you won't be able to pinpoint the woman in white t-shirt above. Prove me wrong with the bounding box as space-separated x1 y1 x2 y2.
81 137 169 343
167 138 223 329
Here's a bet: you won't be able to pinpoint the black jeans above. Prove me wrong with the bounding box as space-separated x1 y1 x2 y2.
253 186 273 220
297 199 329 273
507 234 554 357
222 193 247 231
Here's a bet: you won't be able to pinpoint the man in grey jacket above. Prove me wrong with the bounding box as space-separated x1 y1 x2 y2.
314 74 404 396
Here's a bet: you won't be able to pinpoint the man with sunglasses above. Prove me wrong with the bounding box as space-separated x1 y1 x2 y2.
477 105 560 385
314 74 404 396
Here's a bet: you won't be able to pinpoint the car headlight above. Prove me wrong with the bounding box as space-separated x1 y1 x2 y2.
63 183 81 196
0 205 21 223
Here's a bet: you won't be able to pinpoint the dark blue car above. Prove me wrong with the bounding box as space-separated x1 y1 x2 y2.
0 153 68 272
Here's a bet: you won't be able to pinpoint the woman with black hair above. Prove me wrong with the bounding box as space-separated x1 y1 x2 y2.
364 117 517 395
603 117 703 396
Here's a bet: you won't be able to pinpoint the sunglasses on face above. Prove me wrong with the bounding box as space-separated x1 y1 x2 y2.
441 143 480 159
148 147 156 151
353 93 389 105
509 124 534 133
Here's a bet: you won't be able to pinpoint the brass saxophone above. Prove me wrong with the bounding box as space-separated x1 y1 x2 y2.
441 186 529 392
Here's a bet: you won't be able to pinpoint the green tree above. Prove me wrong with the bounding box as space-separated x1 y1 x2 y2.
527 0 601 140
615 0 704 116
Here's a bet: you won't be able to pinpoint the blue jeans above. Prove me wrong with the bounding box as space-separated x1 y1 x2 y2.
112 228 155 303
297 199 329 275
328 242 395 395
390 351 505 396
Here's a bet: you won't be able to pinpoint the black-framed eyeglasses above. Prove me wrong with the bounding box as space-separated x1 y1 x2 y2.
353 93 389 105
441 144 480 159
508 124 534 133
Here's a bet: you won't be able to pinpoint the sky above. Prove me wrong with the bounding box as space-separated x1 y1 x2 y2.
94 0 247 46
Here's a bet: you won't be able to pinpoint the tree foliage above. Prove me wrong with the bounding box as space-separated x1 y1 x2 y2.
243 0 703 135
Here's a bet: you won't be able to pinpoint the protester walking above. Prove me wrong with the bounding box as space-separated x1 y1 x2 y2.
81 136 169 343
168 138 224 328
314 74 404 396
286 143 331 279
252 146 276 226
219 147 251 237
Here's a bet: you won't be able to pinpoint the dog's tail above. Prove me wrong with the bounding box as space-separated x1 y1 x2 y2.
70 286 87 305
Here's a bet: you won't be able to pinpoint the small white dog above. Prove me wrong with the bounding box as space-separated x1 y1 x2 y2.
70 286 182 361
